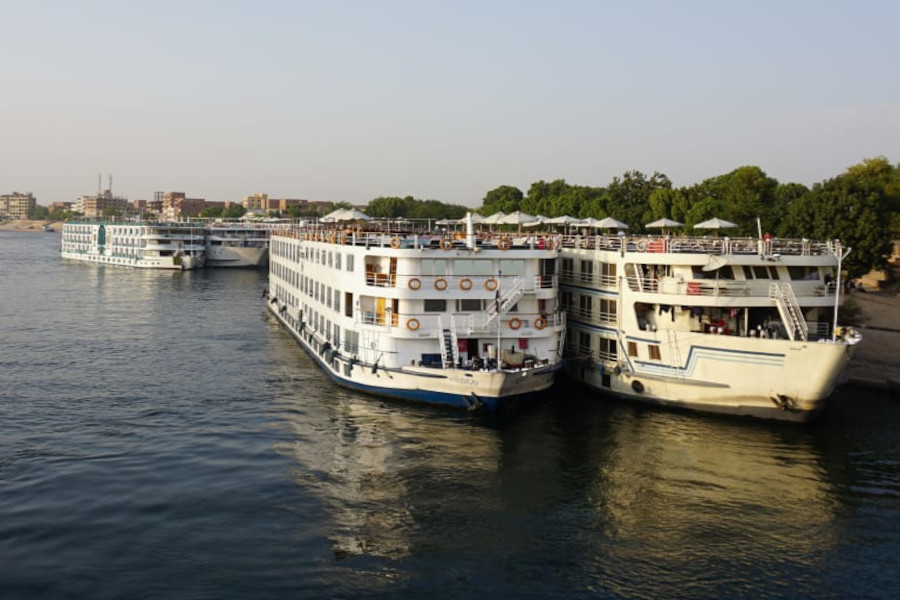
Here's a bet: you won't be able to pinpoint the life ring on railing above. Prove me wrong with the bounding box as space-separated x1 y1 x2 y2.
498 237 511 250
440 239 453 250
534 317 547 330
636 240 647 252
434 277 448 290
408 277 422 290
484 278 498 291
459 278 473 291
407 318 420 331
390 237 402 249
509 317 522 330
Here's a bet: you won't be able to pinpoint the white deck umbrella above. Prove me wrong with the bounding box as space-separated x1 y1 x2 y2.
645 218 684 229
481 211 507 225
580 216 629 229
321 208 348 222
693 217 737 230
498 211 538 225
546 215 581 225
522 215 550 228
336 209 371 221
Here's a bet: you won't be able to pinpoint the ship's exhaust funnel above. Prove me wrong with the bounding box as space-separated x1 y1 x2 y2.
466 212 475 249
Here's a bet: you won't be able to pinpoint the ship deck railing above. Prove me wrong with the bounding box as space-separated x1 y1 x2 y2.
357 311 564 333
558 234 839 257
365 273 556 293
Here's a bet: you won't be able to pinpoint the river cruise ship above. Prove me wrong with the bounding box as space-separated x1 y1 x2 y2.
204 223 272 268
266 215 564 413
558 231 861 421
61 221 205 270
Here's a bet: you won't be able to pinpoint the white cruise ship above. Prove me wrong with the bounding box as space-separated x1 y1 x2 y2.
559 230 861 421
61 221 205 270
266 215 564 413
204 223 271 268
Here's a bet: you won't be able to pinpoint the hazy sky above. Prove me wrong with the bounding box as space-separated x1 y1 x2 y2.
2 1 898 208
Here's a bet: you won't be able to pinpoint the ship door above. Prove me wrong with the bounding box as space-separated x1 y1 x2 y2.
389 257 398 286
391 299 399 326
97 225 106 247
376 297 386 325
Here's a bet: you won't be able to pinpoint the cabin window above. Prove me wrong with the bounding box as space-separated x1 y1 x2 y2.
580 260 594 284
649 345 661 360
788 266 819 280
598 337 617 361
335 253 342 269
561 291 573 310
344 292 353 317
579 295 592 319
458 299 483 312
752 265 775 279
561 258 574 279
599 298 617 323
346 254 354 272
578 332 591 356
421 259 447 276
628 341 638 357
424 299 446 312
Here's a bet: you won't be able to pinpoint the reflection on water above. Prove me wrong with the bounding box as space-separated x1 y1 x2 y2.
2 232 898 600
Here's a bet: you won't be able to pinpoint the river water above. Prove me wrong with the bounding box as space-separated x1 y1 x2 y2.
1 231 898 599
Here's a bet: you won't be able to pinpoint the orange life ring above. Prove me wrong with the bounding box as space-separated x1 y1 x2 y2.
408 277 422 290
390 237 402 249
434 278 448 290
484 278 498 291
509 317 522 330
440 239 453 250
534 317 547 330
459 278 473 291
498 238 511 250
407 318 420 331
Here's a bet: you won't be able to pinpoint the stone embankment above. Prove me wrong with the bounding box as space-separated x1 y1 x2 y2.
844 277 900 394
0 219 62 232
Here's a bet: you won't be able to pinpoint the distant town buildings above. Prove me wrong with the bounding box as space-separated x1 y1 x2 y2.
1 192 37 219
242 192 330 214
77 189 130 219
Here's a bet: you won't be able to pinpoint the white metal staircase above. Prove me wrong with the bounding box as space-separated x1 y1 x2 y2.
769 282 808 341
484 276 525 328
438 316 459 368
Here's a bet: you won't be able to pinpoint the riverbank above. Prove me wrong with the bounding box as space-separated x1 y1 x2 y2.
843 282 900 394
0 219 62 232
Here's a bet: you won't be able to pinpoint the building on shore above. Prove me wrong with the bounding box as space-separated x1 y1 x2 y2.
243 192 333 215
78 190 130 219
1 192 37 219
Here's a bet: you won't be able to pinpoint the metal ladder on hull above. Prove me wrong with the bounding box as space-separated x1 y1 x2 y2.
438 315 459 369
769 282 808 341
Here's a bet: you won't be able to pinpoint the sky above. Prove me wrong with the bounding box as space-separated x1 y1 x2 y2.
2 0 899 208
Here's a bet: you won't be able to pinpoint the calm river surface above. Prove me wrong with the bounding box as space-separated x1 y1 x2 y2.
1 231 898 599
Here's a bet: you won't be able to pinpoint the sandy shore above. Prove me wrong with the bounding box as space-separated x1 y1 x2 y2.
0 219 62 232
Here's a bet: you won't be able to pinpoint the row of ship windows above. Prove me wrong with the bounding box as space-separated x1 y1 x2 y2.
571 333 661 362
270 241 357 272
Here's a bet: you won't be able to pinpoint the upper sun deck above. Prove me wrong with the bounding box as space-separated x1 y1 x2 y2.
556 233 843 259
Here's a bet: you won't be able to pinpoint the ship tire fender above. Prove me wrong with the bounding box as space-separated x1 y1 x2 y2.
534 317 547 330
459 278 473 291
390 237 402 249
484 278 498 291
408 277 422 290
632 380 644 394
407 318 420 331
509 317 522 330
434 277 448 291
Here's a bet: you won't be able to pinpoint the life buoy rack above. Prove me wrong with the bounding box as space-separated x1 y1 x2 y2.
509 317 522 330
459 278 473 291
484 278 498 291
440 239 454 250
390 237 402 249
534 317 547 330
408 277 422 290
498 238 511 250
407 318 421 331
434 278 448 290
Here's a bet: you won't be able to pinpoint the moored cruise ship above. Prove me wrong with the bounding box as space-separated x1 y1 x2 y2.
204 222 272 268
61 221 205 270
558 230 861 421
266 215 564 413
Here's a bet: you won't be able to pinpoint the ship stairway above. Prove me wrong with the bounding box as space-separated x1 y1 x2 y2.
484 276 525 328
769 282 808 341
438 316 459 369
666 328 685 379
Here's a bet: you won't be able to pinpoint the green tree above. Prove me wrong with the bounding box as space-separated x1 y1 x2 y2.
199 206 224 218
599 171 671 231
480 186 523 215
102 207 122 218
32 205 50 219
223 204 247 219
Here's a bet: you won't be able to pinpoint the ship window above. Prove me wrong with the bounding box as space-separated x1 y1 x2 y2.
335 253 342 269
599 337 617 361
421 259 447 276
628 341 638 357
347 254 354 271
752 265 774 279
424 299 446 312
499 260 524 276
458 299 482 312
649 345 661 360
580 260 594 284
344 292 353 317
